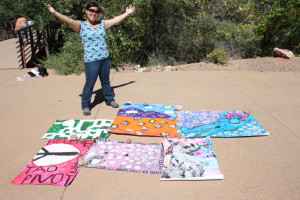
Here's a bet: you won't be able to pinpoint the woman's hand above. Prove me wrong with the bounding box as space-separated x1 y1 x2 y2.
44 3 56 14
125 6 136 15
43 2 80 32
104 5 136 29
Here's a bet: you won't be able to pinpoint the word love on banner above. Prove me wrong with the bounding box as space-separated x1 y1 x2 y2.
11 139 93 186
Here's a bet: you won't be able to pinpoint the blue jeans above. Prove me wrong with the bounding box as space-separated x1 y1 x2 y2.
81 58 115 109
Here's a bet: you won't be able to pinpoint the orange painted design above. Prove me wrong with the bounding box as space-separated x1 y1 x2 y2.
109 116 177 137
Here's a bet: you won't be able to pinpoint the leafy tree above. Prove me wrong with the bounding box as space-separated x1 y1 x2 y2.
103 0 153 66
253 0 300 55
2 0 299 73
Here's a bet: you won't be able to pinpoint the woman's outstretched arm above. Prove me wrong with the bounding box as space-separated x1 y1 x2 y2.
44 3 81 32
104 6 136 30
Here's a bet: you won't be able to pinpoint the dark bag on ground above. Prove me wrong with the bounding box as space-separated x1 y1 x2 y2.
38 66 49 77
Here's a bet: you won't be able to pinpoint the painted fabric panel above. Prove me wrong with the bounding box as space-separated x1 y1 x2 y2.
109 103 177 137
42 119 112 139
176 110 269 137
117 103 177 118
12 139 94 186
161 137 224 180
81 139 164 174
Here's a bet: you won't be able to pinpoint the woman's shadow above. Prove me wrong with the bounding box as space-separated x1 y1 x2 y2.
79 81 135 109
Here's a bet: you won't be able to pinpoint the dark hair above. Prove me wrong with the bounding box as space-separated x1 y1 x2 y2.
16 14 24 19
86 2 99 10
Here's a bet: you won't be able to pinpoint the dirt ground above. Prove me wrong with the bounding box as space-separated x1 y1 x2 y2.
115 56 300 73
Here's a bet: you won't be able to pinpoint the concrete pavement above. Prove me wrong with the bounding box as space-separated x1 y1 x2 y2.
0 38 299 200
0 38 19 69
0 66 299 200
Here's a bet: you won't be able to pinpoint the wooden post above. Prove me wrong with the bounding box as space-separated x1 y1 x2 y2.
17 31 26 68
29 27 35 56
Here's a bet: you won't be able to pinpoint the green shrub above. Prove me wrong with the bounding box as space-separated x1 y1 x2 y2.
40 32 84 75
206 49 229 65
146 54 168 67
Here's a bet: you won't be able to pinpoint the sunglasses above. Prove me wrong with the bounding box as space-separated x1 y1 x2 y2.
87 8 100 14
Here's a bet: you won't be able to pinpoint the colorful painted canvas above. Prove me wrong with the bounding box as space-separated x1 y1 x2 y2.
161 137 224 180
42 119 112 139
176 110 269 138
11 139 94 186
109 103 177 137
80 139 164 174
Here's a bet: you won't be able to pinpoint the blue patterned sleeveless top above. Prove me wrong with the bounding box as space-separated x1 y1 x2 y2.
80 21 109 63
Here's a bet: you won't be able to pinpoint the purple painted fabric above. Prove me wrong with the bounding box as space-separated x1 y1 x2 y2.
117 107 172 118
81 139 164 174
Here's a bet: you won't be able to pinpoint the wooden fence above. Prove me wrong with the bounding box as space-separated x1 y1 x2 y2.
0 21 15 41
14 21 61 68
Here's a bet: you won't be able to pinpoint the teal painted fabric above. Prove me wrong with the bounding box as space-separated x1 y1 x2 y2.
177 110 269 137
80 21 109 63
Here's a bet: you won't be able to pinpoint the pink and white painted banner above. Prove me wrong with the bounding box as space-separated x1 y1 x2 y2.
11 139 94 186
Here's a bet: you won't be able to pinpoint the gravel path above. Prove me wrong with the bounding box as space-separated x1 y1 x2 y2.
115 57 300 73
